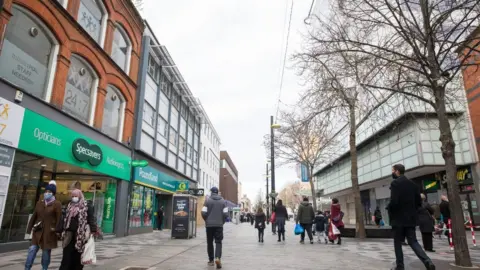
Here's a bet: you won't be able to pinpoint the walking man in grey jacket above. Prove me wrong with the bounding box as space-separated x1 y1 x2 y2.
202 187 228 269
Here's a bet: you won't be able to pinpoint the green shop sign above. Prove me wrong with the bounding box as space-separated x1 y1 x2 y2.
134 166 189 194
18 109 131 180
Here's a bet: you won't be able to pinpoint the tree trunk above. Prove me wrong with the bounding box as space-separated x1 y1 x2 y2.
309 166 317 212
436 94 472 266
349 106 366 239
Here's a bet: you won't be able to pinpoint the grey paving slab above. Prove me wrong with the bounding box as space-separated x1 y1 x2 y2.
0 222 479 269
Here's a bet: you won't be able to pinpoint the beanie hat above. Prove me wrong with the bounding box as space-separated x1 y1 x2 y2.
45 180 57 195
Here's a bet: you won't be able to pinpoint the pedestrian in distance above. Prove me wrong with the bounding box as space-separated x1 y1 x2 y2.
274 199 288 242
374 206 383 227
59 189 97 270
254 207 266 243
201 187 229 269
314 211 328 244
25 181 62 270
388 164 436 270
296 197 315 244
418 193 435 252
157 206 164 231
330 198 344 245
250 212 255 226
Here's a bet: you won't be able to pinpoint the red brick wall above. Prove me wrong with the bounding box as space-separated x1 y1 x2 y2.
460 32 480 156
220 168 238 204
0 0 144 143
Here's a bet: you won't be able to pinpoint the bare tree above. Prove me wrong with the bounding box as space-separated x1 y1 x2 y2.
278 182 303 211
294 19 395 238
305 0 480 265
253 189 265 212
264 111 337 213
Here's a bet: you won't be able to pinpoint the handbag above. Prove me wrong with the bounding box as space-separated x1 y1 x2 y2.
270 212 276 223
294 224 304 235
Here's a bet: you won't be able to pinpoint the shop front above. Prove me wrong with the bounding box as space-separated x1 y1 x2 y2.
130 166 189 234
0 101 131 247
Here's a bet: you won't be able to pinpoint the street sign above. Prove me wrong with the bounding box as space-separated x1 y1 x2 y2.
188 188 205 196
131 160 148 167
269 192 278 198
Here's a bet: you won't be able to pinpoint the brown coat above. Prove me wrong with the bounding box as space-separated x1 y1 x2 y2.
27 200 62 250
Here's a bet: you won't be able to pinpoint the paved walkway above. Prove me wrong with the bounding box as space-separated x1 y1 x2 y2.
0 222 479 269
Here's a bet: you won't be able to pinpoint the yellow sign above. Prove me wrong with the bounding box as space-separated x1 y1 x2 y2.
425 182 437 190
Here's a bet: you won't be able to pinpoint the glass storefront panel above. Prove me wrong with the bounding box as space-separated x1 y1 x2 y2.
129 184 156 228
0 151 120 243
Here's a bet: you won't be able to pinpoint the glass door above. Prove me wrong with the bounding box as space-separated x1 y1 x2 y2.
0 165 41 243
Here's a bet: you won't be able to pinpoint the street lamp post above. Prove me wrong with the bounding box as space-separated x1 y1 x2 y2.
270 116 281 210
266 162 270 224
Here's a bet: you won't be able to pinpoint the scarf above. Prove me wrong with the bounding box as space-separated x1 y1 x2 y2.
63 200 89 253
45 196 56 206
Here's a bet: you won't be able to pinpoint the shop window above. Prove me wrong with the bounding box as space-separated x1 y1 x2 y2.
143 102 155 127
77 0 107 46
63 56 97 124
102 85 125 140
111 25 131 73
129 185 144 228
143 187 154 227
0 5 58 101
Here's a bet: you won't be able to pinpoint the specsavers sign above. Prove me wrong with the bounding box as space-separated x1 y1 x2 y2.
18 109 131 180
0 97 25 148
134 166 189 194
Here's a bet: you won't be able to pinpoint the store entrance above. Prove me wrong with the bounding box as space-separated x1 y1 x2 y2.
0 151 118 244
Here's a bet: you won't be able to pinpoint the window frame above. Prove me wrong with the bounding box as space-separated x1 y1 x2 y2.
111 24 132 74
78 0 108 48
64 55 99 125
102 84 125 141
3 5 60 103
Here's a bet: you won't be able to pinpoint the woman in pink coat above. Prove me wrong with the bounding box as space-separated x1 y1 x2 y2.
330 198 344 245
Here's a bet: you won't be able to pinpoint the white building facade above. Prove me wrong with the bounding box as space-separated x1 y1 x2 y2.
198 105 221 193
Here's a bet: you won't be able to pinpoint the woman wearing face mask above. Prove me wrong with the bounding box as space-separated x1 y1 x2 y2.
25 180 62 270
59 189 97 270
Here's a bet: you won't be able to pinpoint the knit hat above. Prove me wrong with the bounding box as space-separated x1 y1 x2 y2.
45 180 57 195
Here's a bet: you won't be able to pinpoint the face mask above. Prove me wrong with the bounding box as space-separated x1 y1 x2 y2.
392 173 398 179
44 193 53 200
72 197 79 203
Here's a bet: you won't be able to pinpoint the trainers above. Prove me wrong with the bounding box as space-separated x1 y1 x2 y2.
208 261 214 266
215 257 222 269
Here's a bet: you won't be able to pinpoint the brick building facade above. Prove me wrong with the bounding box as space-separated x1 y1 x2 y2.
219 150 239 204
0 0 143 142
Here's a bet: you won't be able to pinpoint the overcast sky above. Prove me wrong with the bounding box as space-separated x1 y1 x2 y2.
143 0 316 201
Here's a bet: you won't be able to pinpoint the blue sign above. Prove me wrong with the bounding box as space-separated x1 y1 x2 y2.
301 163 309 182
134 166 189 193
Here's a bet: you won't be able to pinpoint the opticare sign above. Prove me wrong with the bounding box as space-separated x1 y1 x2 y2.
72 138 103 166
18 110 131 180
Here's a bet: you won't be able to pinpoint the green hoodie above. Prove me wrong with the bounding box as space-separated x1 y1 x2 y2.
296 201 315 224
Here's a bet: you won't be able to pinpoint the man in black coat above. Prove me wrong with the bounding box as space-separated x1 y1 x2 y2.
388 164 435 270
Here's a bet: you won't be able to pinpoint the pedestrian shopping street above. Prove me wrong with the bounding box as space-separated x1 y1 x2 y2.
0 222 479 270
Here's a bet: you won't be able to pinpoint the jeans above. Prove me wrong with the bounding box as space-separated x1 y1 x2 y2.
300 223 313 241
257 228 264 241
393 226 432 269
25 245 51 270
206 227 223 261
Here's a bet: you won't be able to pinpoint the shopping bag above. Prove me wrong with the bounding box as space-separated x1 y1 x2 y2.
332 223 341 235
270 212 276 223
379 219 385 227
328 224 338 241
81 236 97 265
294 224 304 235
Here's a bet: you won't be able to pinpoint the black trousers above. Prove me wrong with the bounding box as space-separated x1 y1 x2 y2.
393 226 431 269
300 223 313 241
271 222 277 234
59 238 83 270
257 228 264 241
206 227 223 261
421 232 433 251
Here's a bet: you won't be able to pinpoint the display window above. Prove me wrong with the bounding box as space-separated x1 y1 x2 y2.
129 184 156 228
